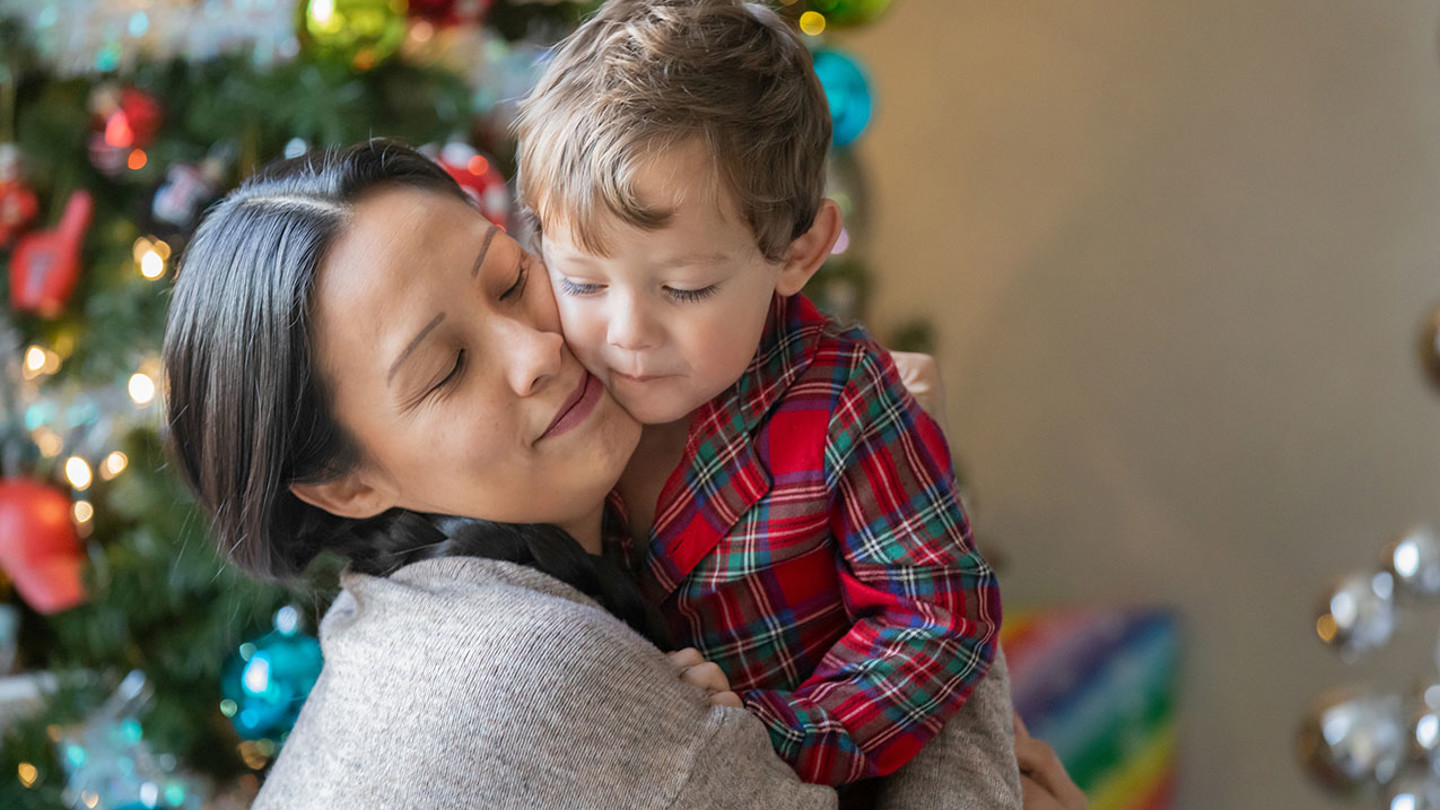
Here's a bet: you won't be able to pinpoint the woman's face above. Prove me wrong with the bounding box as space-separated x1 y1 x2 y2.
298 186 640 542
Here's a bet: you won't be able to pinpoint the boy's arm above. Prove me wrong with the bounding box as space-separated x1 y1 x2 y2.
740 348 1002 785
880 352 1023 808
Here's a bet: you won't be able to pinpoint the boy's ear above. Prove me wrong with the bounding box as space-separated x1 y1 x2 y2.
290 472 395 520
776 199 844 297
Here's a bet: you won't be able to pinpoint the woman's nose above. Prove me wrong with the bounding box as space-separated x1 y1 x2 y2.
504 321 565 397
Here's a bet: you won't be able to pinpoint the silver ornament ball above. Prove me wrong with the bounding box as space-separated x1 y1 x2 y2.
1316 571 1398 659
1297 690 1408 794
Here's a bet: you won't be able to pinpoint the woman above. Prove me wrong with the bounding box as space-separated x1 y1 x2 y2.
165 140 1079 809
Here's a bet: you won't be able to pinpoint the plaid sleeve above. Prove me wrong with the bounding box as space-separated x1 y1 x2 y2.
740 348 1002 786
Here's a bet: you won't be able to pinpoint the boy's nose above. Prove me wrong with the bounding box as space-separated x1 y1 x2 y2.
606 301 660 351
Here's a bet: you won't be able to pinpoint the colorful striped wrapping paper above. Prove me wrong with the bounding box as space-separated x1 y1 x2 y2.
1002 608 1181 810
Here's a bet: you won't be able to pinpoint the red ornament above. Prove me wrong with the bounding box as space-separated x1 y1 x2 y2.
88 86 163 176
436 142 511 228
408 0 492 26
0 144 37 245
9 190 93 318
0 478 86 615
0 181 38 247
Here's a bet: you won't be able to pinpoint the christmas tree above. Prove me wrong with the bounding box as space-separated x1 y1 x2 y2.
0 1 895 806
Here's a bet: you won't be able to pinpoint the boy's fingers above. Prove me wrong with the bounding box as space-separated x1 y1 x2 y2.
710 690 743 709
679 661 731 695
1017 737 1086 808
667 648 705 669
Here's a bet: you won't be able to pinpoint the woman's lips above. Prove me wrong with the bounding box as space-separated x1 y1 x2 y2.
540 372 603 441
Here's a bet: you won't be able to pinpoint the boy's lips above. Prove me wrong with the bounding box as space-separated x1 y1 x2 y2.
611 370 670 384
540 372 602 441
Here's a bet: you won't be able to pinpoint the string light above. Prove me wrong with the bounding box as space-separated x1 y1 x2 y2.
32 428 63 459
237 741 270 770
799 11 827 36
73 501 94 524
134 237 172 280
104 112 134 148
128 372 157 406
17 763 37 788
22 345 61 380
66 457 93 491
309 0 335 27
128 149 147 171
140 248 165 280
101 451 129 480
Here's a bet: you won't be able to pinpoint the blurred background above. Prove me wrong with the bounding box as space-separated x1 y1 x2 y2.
1 0 1439 808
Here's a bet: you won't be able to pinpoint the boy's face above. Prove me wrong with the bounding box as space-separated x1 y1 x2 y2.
541 143 785 426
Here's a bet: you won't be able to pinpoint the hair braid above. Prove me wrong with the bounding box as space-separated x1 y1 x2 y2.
329 511 672 650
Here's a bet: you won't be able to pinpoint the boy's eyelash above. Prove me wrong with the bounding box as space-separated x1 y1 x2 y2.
667 285 718 303
559 277 602 296
557 277 720 303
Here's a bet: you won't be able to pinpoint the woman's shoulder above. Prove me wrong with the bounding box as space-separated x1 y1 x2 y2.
263 556 836 810
331 555 650 662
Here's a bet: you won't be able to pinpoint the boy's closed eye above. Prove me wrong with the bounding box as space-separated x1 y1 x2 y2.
556 276 720 303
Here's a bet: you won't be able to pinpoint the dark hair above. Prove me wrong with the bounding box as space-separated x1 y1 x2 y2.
163 139 669 648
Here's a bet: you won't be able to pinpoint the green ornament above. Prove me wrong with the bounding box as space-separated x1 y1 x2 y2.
299 0 409 69
808 0 894 27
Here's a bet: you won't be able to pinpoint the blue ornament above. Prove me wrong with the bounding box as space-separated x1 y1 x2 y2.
813 50 874 147
220 607 323 742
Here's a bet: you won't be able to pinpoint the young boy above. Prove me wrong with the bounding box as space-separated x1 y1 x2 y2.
514 0 1005 792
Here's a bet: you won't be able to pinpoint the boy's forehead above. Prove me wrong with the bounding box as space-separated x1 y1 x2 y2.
534 139 762 260
632 141 724 207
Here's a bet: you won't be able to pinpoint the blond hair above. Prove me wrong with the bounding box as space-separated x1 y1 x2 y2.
513 0 831 263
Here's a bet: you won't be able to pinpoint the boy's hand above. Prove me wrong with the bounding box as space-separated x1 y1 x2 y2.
890 351 947 423
667 647 744 708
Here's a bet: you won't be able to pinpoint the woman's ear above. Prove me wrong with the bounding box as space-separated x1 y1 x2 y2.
290 473 394 520
775 199 844 297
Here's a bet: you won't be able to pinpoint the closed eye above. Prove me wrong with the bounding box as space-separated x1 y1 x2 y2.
432 350 466 395
500 256 531 301
558 277 604 296
666 285 719 303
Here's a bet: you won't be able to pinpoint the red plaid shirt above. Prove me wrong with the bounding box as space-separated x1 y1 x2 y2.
613 293 1002 786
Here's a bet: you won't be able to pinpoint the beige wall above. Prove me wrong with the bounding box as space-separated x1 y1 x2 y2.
836 1 1440 807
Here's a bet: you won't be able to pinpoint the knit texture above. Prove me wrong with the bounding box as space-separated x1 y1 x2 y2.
254 556 835 809
253 556 1018 808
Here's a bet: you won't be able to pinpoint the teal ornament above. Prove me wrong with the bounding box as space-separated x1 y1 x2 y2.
221 606 323 741
808 0 894 27
813 50 874 147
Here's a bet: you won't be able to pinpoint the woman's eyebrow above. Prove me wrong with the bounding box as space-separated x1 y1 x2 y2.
471 225 498 278
387 312 446 386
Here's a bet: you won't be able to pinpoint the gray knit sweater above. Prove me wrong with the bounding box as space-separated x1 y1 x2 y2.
254 557 1020 809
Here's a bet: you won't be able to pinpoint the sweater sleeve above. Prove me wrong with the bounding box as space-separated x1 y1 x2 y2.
550 615 838 810
873 647 1023 810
